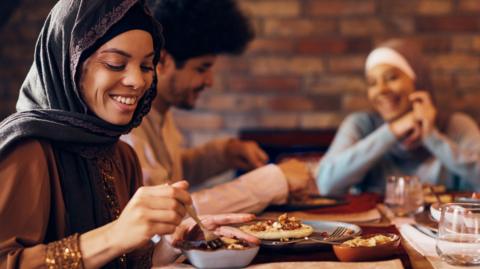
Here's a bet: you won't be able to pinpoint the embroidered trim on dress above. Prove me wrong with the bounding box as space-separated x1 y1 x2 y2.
98 156 127 266
45 233 83 269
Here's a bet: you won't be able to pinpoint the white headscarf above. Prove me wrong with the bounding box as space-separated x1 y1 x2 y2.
365 47 416 80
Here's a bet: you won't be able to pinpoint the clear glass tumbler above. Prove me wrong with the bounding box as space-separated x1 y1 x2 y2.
436 203 480 266
384 175 424 216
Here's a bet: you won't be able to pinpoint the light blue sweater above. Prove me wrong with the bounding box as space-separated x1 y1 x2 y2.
317 111 480 195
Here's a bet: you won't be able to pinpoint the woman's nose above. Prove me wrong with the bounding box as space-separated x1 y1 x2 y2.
375 79 389 94
123 68 147 90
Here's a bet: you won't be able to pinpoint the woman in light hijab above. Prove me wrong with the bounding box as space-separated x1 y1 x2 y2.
317 39 480 195
0 0 256 268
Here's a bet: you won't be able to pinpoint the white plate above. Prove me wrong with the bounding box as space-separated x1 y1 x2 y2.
260 220 361 249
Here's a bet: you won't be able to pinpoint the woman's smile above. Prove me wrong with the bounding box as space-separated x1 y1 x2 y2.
79 29 154 125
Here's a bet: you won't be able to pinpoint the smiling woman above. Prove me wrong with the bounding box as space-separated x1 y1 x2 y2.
316 39 480 196
0 1 197 268
79 30 155 125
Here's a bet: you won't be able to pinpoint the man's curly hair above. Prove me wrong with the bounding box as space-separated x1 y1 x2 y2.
149 0 254 67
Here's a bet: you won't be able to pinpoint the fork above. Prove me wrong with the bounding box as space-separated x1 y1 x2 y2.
185 204 224 249
309 227 350 243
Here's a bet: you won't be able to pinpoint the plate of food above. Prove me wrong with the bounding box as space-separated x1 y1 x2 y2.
239 213 361 249
266 195 348 212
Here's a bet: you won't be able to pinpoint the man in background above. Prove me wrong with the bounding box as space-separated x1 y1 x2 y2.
122 0 312 214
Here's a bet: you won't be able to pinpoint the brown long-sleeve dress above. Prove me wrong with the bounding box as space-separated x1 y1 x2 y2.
0 139 145 268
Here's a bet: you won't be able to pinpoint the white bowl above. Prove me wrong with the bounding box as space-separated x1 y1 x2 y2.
182 244 259 269
430 202 441 222
430 202 480 226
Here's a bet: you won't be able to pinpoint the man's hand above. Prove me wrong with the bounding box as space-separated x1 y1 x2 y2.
278 159 312 195
167 213 259 245
225 139 268 171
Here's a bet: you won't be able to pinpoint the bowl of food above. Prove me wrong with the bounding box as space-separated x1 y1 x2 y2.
177 237 259 269
332 233 400 262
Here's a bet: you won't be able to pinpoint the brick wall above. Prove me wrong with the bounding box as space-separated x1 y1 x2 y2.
0 0 56 118
175 0 480 147
1 0 479 148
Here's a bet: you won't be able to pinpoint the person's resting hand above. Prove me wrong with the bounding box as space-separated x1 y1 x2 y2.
107 181 191 254
410 91 437 138
167 213 260 245
225 139 268 171
389 111 422 149
278 159 312 196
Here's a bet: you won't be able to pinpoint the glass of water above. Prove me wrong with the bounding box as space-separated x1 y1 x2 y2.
384 175 424 216
436 203 480 266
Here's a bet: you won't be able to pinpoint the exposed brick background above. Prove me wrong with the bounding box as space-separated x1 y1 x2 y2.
1 0 480 148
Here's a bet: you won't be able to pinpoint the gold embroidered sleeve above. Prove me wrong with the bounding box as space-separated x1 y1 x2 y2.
45 233 83 269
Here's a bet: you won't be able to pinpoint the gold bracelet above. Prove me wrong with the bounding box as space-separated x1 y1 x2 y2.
45 233 83 269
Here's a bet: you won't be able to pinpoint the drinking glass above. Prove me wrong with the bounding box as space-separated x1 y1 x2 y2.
384 175 424 216
436 203 480 266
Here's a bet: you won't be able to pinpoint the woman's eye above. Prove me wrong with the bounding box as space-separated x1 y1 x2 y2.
141 65 154 72
105 63 125 71
386 73 397 81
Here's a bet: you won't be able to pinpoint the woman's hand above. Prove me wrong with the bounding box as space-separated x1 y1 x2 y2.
167 213 260 245
389 111 422 149
108 181 191 254
410 91 437 137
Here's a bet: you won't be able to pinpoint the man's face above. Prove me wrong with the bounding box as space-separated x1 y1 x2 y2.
159 55 216 110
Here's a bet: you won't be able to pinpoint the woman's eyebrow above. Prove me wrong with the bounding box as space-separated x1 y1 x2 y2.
99 49 154 59
100 48 131 58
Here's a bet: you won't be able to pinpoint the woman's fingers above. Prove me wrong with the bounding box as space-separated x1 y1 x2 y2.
201 213 256 230
409 91 432 104
171 180 189 190
135 182 192 206
214 226 260 244
144 208 185 225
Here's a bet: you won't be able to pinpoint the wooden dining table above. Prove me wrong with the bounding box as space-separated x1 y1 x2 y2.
161 193 448 269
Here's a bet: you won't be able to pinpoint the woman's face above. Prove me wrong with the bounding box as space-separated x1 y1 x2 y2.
366 64 416 121
79 29 154 125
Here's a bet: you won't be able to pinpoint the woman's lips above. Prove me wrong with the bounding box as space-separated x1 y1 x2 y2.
110 95 138 113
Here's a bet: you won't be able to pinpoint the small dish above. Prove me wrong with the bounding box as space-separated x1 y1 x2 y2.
177 240 259 269
430 202 480 228
332 233 400 262
430 202 441 222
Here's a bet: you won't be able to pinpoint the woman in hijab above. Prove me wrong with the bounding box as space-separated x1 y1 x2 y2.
317 39 480 195
0 0 256 268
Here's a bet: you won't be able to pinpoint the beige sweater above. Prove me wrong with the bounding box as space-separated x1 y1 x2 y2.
122 109 288 214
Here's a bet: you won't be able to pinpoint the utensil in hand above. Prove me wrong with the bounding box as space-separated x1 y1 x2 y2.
186 204 224 249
